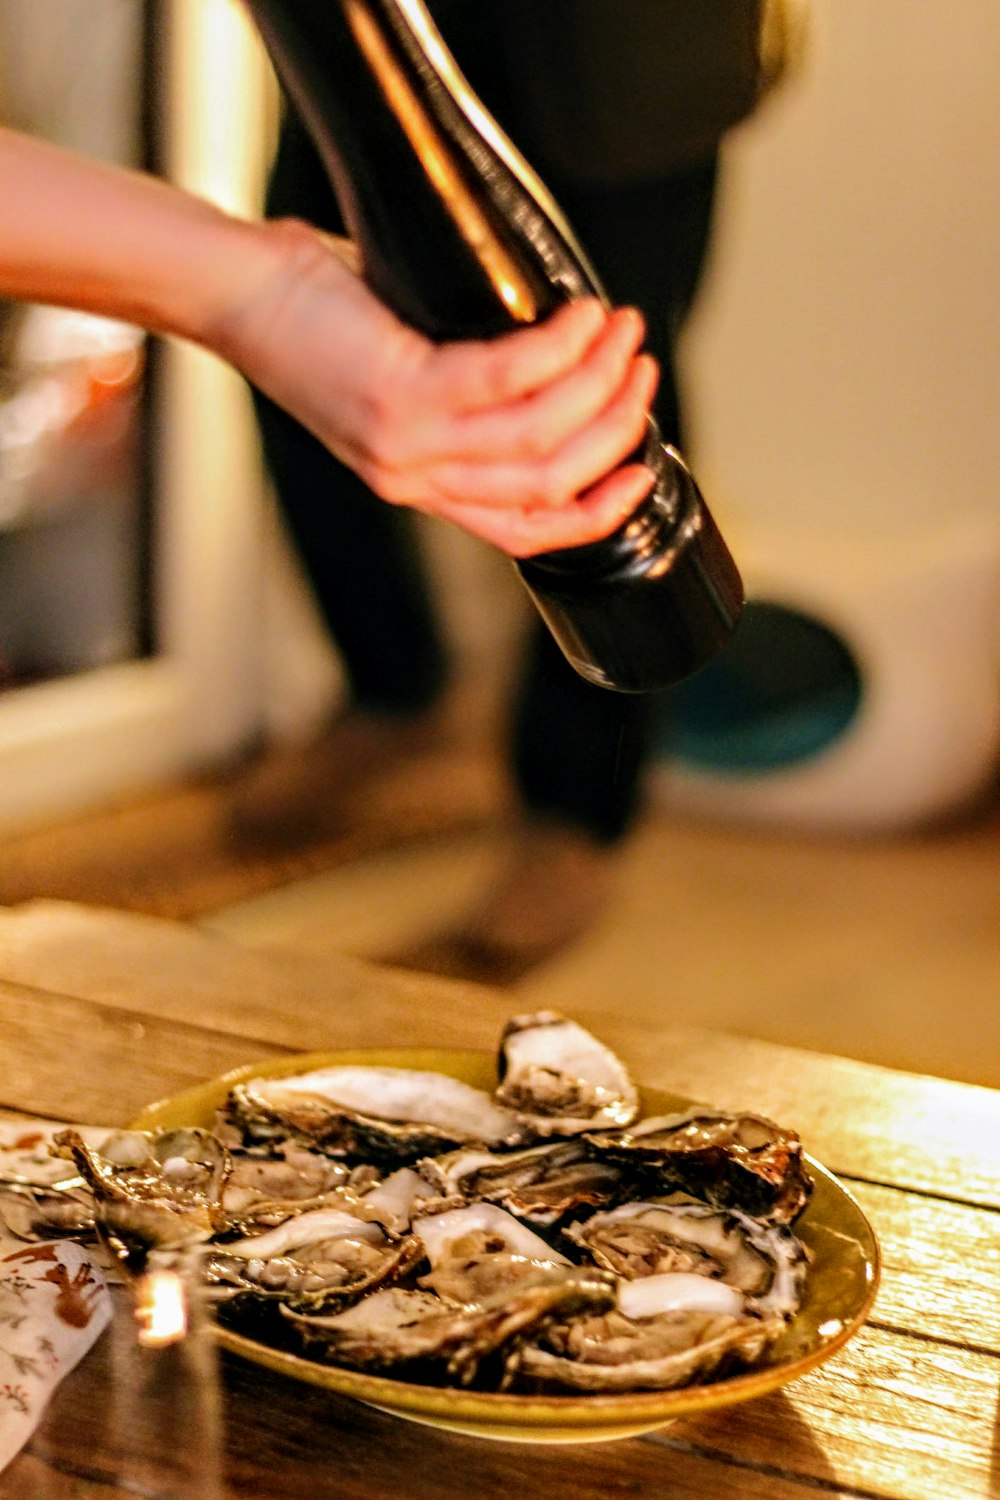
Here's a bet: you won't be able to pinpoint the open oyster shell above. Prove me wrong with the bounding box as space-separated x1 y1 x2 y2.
0 1181 95 1243
207 1206 425 1309
588 1106 812 1223
410 1201 574 1304
418 1138 626 1227
221 1067 525 1162
564 1194 808 1320
221 1143 350 1226
53 1127 231 1268
496 1013 640 1135
412 1201 571 1268
515 1301 784 1393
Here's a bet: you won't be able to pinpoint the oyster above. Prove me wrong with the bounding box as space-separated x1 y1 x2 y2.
221 1067 524 1162
222 1156 443 1241
412 1202 571 1268
496 1013 639 1135
54 1127 230 1269
221 1143 350 1225
589 1107 812 1222
418 1139 626 1227
564 1195 808 1320
515 1293 783 1392
412 1201 571 1303
282 1270 616 1386
0 1182 95 1243
208 1206 424 1307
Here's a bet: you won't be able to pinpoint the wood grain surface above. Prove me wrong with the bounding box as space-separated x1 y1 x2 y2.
1 900 998 1499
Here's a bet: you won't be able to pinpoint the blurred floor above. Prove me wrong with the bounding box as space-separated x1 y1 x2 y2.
202 795 1000 1091
2 715 997 1090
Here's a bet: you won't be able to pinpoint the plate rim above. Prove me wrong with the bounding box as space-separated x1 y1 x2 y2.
130 1046 881 1435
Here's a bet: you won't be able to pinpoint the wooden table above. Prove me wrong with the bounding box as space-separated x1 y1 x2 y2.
2 899 999 1499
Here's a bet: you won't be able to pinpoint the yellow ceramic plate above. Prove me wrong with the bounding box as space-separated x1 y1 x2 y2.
131 1048 880 1444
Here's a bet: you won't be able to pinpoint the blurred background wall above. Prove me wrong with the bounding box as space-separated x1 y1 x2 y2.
649 0 1000 829
687 0 1000 534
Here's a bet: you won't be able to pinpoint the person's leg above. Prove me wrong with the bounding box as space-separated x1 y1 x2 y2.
256 113 449 715
253 391 448 717
510 159 719 843
385 160 721 979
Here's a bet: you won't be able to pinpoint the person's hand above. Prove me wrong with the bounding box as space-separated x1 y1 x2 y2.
218 219 659 556
0 129 654 554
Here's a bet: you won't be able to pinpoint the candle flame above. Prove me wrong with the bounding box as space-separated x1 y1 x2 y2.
135 1268 189 1347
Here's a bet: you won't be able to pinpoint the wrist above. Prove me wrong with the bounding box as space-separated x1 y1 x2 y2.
194 216 354 377
143 199 283 354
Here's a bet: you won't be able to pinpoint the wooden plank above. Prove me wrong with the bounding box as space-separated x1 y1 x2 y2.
851 1180 1000 1355
0 981 289 1125
0 899 516 1049
661 1323 1000 1500
0 1455 123 1498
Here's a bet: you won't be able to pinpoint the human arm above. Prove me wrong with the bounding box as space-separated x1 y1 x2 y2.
0 126 657 555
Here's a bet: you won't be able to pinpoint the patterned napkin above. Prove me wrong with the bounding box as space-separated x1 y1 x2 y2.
0 1111 114 1473
0 1233 112 1472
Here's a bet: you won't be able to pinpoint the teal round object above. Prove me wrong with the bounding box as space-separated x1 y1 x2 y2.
657 601 863 774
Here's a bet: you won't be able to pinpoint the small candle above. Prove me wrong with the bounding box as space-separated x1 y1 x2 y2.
134 1267 189 1347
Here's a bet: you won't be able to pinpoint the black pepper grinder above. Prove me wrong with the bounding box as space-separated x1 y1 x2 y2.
244 0 744 692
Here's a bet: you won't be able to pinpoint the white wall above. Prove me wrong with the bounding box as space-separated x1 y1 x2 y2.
686 0 1000 534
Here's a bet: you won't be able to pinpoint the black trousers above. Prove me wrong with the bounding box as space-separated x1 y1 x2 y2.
254 104 718 844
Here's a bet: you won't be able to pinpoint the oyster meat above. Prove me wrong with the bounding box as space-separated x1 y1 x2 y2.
221 1067 524 1162
418 1138 625 1227
221 1143 350 1225
564 1195 808 1320
208 1206 424 1307
410 1201 572 1303
413 1202 571 1270
496 1013 640 1135
353 1166 447 1236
